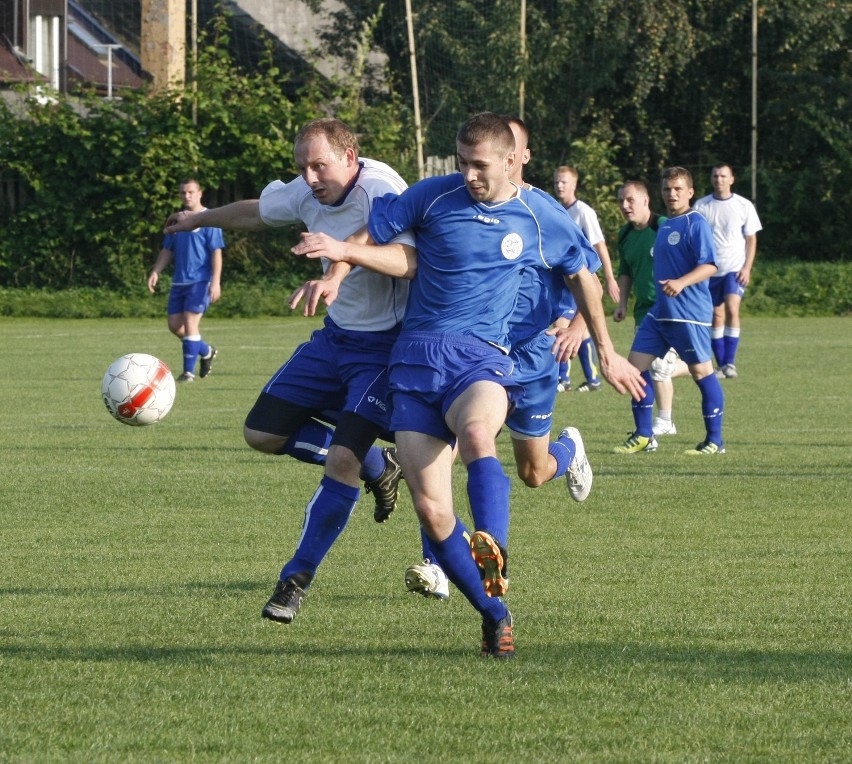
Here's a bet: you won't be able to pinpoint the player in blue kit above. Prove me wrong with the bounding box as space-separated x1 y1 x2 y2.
403 116 598 603
293 112 645 658
148 178 224 382
164 119 412 625
613 166 726 456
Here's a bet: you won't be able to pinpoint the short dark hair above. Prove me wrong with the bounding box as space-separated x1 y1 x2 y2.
661 166 693 188
457 112 515 154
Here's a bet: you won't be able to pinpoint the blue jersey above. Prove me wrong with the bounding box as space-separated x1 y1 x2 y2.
162 224 225 284
649 210 716 324
368 175 588 348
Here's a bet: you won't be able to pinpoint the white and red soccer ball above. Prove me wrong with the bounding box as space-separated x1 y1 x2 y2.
102 353 176 426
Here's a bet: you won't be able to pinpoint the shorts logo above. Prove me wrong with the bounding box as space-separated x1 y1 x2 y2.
367 395 387 413
501 233 523 260
667 231 681 245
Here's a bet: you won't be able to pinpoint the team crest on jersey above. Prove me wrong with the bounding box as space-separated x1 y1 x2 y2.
501 233 523 260
667 231 681 245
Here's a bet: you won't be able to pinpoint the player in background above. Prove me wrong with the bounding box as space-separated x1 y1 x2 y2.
693 163 763 379
613 180 689 438
404 116 596 602
553 166 620 392
164 119 411 625
148 178 224 383
293 112 645 658
613 166 725 456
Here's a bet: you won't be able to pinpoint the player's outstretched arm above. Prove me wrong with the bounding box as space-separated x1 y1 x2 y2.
164 200 266 234
292 231 417 279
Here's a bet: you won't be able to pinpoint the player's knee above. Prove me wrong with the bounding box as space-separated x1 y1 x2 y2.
243 425 286 454
324 444 363 483
516 461 548 488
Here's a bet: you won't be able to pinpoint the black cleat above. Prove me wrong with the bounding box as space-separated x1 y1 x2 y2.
199 345 218 378
261 578 306 624
481 610 515 659
364 447 403 523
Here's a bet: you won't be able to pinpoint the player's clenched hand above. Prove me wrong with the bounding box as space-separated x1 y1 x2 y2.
291 232 348 262
289 277 340 316
598 352 647 401
163 209 197 234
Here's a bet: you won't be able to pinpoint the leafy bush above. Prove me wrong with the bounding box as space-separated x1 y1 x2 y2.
2 261 849 319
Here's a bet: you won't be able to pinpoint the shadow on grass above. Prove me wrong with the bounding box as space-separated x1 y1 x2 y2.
0 633 848 681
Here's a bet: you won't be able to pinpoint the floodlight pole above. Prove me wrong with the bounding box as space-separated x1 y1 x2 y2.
405 0 425 179
519 0 526 121
751 0 758 204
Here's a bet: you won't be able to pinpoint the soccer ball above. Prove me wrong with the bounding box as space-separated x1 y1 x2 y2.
102 353 176 426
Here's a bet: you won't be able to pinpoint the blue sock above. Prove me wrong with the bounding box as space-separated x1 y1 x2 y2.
277 419 334 466
696 374 725 445
632 370 655 437
578 338 600 384
421 521 469 562
548 431 576 479
558 359 570 383
429 520 507 621
466 456 510 548
280 475 359 583
182 336 202 375
724 330 740 366
358 445 386 482
711 328 725 366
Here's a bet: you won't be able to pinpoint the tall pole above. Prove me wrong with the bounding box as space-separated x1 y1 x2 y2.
405 0 425 179
191 0 198 125
519 0 526 121
751 0 758 203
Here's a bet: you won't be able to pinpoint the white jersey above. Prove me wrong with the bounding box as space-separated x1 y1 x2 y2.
563 198 605 246
693 193 762 276
259 158 413 331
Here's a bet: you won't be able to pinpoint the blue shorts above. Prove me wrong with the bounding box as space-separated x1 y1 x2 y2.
388 332 522 445
168 281 211 315
709 272 745 306
261 317 399 430
506 333 557 438
632 317 712 366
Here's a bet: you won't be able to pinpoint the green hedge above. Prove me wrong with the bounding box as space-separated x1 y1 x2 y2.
1 261 849 319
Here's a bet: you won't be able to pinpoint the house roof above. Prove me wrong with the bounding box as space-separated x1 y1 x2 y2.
0 39 43 84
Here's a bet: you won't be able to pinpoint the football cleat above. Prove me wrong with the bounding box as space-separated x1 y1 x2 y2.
684 440 726 455
176 372 195 383
556 378 571 393
575 381 601 392
561 426 593 502
261 578 306 624
404 559 450 601
199 345 218 378
364 447 403 523
470 531 509 597
613 433 658 454
652 417 678 436
481 610 515 659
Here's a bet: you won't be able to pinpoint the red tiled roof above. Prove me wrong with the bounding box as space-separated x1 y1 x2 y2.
0 40 44 84
66 34 145 91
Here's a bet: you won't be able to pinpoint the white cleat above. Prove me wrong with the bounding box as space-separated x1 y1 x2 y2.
562 426 593 502
652 417 678 436
404 560 449 601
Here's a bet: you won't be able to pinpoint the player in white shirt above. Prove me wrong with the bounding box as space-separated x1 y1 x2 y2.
164 119 414 625
553 166 620 392
693 164 762 379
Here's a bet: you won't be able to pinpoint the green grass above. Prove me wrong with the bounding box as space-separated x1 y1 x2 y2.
1 316 850 762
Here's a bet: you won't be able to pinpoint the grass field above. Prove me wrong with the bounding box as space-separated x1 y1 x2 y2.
1 316 850 762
